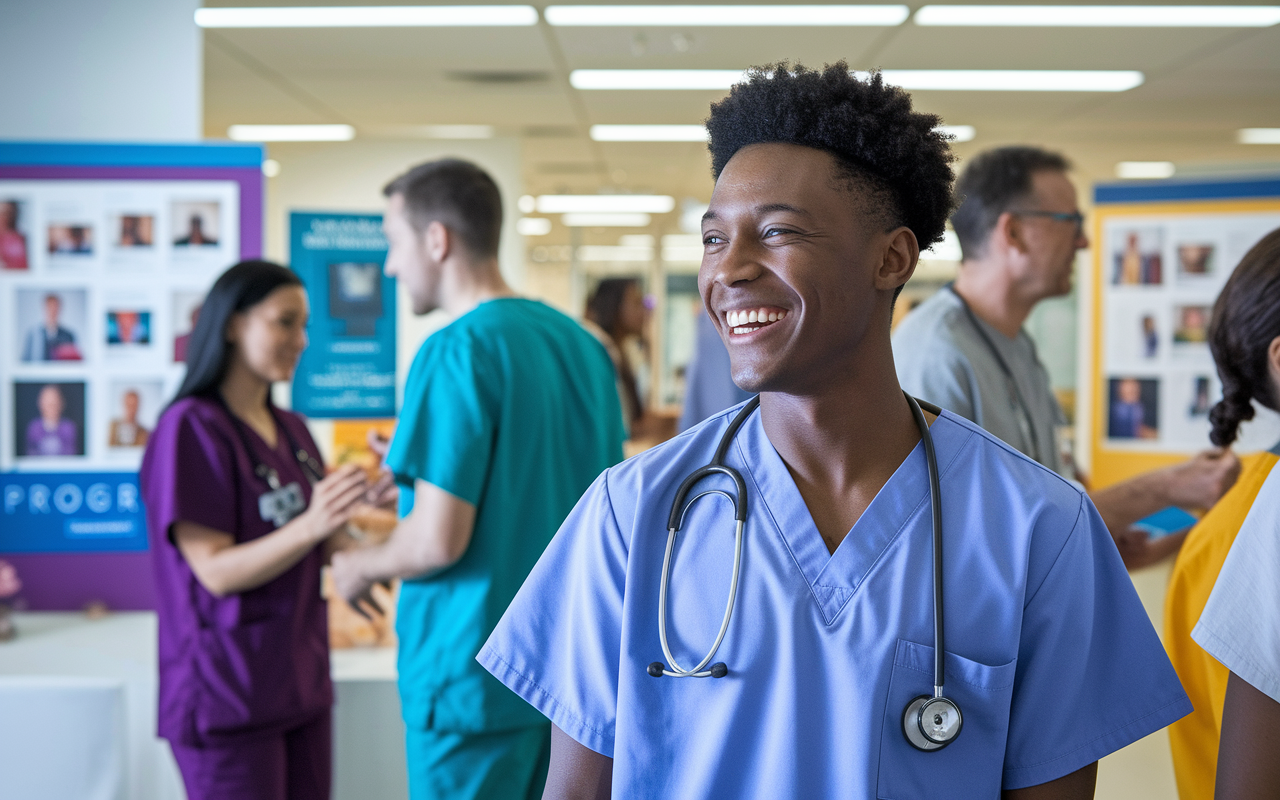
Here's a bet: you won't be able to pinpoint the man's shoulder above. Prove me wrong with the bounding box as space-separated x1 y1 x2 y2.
604 402 746 485
935 409 1085 514
893 289 969 343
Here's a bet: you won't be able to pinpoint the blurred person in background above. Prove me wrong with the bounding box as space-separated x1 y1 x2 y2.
893 146 1239 569
583 277 650 437
677 309 751 433
139 260 369 800
1164 227 1280 800
330 159 624 800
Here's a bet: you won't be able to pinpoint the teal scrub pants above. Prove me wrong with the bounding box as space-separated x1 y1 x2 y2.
405 723 551 800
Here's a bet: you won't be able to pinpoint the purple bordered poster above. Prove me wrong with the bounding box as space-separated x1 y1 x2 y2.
0 141 263 610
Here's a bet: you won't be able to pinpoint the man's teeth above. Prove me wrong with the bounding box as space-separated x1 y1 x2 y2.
726 308 786 328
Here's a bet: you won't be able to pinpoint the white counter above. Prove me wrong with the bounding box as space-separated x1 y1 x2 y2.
0 612 406 800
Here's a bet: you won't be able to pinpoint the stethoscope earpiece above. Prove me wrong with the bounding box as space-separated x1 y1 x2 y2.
648 661 729 679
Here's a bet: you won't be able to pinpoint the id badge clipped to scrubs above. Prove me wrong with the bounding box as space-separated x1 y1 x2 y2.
259 481 306 528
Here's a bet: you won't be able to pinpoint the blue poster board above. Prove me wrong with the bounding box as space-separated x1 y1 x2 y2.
1 472 147 553
289 212 396 417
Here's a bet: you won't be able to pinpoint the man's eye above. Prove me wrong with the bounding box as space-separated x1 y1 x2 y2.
703 235 723 245
764 227 792 238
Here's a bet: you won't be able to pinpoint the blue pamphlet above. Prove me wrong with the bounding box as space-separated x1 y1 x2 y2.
1131 506 1198 538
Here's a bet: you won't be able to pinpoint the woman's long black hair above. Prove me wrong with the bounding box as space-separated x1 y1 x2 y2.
171 260 302 405
586 277 644 422
1208 228 1280 447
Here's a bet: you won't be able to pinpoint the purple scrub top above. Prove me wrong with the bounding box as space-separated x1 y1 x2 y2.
139 395 332 746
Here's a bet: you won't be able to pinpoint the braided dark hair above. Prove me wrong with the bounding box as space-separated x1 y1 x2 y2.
1207 227 1280 446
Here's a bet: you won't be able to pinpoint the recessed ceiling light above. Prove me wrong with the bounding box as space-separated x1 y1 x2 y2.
914 5 1280 27
516 217 553 236
195 6 538 28
227 124 355 141
562 213 653 227
545 5 909 26
570 69 1142 92
1239 128 1280 144
591 125 708 142
261 159 282 177
1116 161 1176 179
936 125 976 142
537 195 675 214
882 70 1143 91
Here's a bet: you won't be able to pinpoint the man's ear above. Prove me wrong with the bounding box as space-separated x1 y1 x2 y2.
423 220 451 264
875 227 919 292
993 211 1029 256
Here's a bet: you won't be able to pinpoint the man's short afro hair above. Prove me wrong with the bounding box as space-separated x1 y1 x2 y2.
706 62 956 249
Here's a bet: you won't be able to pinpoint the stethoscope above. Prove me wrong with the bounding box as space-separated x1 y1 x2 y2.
947 284 1042 465
216 394 324 490
647 392 964 752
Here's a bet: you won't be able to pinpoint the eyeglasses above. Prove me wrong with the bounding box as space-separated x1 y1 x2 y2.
1011 209 1086 234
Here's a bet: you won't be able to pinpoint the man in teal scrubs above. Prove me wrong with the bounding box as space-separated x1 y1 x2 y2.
331 158 625 799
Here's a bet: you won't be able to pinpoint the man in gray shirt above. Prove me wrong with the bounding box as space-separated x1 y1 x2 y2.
894 146 1239 569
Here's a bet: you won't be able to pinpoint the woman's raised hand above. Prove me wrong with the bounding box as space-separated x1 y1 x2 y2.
303 464 368 543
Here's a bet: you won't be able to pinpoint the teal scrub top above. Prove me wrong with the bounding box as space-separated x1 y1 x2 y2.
386 298 625 733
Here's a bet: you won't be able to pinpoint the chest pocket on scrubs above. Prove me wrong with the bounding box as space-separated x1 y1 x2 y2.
876 639 1017 800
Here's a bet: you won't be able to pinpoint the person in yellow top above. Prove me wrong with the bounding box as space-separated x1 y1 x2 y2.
1163 226 1280 799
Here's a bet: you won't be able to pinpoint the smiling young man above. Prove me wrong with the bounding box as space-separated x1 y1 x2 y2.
479 64 1190 799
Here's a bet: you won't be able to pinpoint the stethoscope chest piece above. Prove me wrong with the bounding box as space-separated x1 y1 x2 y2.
902 694 963 751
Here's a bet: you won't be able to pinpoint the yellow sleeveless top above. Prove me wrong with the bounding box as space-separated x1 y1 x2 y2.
1163 450 1279 799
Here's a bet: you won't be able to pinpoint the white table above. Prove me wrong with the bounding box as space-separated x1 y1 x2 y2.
0 612 406 800
0 675 127 800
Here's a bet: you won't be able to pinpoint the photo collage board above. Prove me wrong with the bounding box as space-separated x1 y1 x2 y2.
1101 209 1280 453
0 179 240 472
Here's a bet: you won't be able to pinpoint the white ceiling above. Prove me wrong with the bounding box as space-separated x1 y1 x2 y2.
202 1 1280 242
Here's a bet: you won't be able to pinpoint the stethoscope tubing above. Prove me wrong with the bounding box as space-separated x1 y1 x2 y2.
907 394 946 695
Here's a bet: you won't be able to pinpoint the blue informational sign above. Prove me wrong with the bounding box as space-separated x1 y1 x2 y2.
1 472 147 553
289 212 396 418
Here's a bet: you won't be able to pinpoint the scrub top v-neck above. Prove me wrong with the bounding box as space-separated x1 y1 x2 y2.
480 402 1191 798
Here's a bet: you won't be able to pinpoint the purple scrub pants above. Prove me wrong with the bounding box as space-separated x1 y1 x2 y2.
170 712 331 800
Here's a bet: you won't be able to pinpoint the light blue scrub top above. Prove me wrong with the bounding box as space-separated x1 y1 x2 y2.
480 403 1191 797
388 298 625 734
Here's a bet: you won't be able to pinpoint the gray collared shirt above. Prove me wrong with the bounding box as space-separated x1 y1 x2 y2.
892 287 1069 477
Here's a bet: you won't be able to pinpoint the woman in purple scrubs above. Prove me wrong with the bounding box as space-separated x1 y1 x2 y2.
140 260 368 800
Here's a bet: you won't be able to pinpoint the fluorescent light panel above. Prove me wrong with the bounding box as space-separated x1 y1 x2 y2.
570 69 1143 92
227 124 355 141
1116 161 1176 179
537 195 675 214
1239 128 1280 144
195 6 538 28
545 5 909 26
591 123 974 142
562 213 652 227
936 125 976 142
516 217 553 236
914 5 1280 27
591 125 707 142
